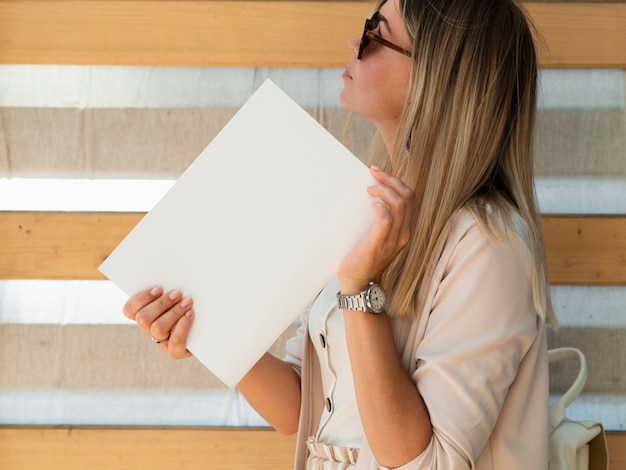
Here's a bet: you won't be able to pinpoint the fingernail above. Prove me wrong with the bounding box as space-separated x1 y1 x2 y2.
149 286 161 297
185 309 194 318
180 296 192 308
168 289 182 301
371 165 381 172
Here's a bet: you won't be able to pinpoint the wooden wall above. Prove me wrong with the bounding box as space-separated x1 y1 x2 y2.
1 212 625 284
1 2 626 68
0 1 624 469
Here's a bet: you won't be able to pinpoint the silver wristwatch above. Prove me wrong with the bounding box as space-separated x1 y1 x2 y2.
336 282 387 314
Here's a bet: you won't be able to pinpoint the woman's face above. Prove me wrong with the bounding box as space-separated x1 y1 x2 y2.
340 0 412 135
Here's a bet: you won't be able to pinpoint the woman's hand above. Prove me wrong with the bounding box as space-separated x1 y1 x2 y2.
337 165 415 294
123 286 194 359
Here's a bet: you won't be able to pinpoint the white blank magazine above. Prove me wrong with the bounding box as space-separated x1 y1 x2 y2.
99 79 375 387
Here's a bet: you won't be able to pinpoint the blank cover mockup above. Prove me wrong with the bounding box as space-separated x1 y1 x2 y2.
99 79 375 387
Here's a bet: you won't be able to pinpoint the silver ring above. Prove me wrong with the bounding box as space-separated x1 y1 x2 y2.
151 335 170 344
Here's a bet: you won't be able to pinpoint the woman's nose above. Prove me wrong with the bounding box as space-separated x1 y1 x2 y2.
347 35 360 56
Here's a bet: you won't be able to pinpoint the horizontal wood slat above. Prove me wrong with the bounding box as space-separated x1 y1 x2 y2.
0 427 623 470
543 215 626 286
0 1 625 68
0 1 369 68
1 211 624 284
0 427 297 470
0 212 143 281
526 2 626 68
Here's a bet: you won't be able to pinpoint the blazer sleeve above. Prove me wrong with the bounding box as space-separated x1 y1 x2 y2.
397 222 539 468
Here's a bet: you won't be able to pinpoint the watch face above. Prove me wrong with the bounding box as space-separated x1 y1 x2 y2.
367 284 387 313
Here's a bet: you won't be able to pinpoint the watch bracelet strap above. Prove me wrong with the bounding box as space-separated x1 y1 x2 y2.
336 292 367 311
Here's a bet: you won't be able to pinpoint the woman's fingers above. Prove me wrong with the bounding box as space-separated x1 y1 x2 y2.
122 286 162 320
123 285 195 360
370 165 415 201
149 295 193 343
166 309 194 359
133 288 183 335
367 166 415 250
338 166 415 284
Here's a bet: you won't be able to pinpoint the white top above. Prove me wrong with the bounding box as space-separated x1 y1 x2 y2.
308 276 364 448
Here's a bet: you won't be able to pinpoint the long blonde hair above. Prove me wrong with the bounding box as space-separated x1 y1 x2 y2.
371 0 556 325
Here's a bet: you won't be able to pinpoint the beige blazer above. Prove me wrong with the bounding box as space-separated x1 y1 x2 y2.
285 208 549 469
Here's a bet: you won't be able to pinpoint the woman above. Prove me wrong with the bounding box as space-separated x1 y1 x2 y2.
124 0 556 467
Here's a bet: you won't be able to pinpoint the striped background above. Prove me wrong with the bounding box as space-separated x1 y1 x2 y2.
0 66 624 430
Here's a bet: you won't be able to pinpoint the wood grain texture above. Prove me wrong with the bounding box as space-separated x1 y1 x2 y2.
0 427 296 470
543 215 626 286
0 211 143 280
606 432 626 470
0 427 622 470
525 2 626 68
0 1 624 67
0 1 369 67
1 212 625 284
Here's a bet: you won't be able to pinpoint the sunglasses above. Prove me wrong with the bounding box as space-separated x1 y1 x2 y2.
358 11 412 60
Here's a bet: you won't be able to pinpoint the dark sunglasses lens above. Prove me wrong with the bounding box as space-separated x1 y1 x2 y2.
358 13 379 59
369 13 380 30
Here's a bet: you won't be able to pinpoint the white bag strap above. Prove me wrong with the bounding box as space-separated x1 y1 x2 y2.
548 347 588 429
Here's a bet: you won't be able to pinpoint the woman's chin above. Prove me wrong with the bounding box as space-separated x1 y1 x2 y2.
338 89 356 113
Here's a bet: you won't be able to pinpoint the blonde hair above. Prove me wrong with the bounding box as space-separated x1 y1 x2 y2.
370 0 556 325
